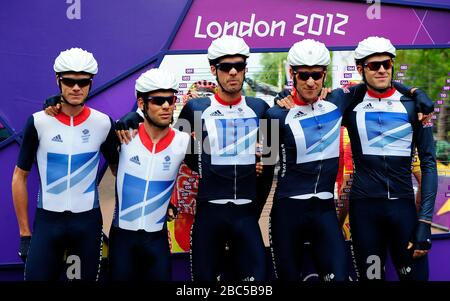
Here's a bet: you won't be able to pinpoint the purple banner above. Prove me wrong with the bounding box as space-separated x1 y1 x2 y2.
170 0 450 51
0 0 188 133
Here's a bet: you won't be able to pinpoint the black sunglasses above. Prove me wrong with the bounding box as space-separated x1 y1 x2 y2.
294 71 324 81
363 59 393 71
59 77 92 88
215 62 247 72
144 95 177 106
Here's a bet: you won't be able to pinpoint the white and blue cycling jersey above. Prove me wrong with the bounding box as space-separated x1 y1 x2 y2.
113 124 189 232
17 105 118 213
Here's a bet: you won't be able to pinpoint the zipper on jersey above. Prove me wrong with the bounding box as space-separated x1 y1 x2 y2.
311 103 323 194
140 143 156 229
67 116 74 210
378 98 391 198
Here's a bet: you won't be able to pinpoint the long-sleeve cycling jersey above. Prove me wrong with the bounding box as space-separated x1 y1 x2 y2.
342 88 438 221
175 94 271 204
267 85 366 200
17 105 119 213
113 124 189 232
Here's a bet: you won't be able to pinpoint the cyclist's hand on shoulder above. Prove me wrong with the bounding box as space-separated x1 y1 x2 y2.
43 96 62 117
277 95 295 109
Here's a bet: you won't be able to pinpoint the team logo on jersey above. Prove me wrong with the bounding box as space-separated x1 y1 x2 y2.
293 111 306 119
81 129 90 143
52 134 63 143
214 117 258 157
46 151 99 194
299 109 341 155
129 155 141 165
363 103 374 110
120 174 174 223
210 110 224 117
163 155 171 171
356 107 412 156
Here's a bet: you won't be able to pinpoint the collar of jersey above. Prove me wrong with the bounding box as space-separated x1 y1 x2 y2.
55 106 91 126
367 87 396 99
292 89 316 106
214 93 242 106
138 123 175 153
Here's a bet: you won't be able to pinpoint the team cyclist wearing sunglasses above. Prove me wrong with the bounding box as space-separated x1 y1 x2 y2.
267 39 363 281
108 68 191 280
116 35 274 281
12 48 119 280
344 36 437 281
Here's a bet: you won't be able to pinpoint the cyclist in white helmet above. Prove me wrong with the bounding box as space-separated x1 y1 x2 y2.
179 35 274 281
267 39 359 281
115 35 274 280
108 68 190 280
12 48 119 280
344 36 437 280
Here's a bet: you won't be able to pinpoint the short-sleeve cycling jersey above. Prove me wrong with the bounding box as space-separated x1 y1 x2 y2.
113 124 190 232
17 105 118 213
175 94 270 203
343 88 438 221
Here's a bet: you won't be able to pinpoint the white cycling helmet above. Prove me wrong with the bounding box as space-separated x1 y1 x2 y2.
207 35 250 61
287 39 330 67
54 48 98 74
354 36 396 61
135 68 178 93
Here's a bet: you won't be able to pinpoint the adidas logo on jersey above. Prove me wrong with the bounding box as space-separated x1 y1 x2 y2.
210 110 224 116
130 155 141 165
293 111 306 118
363 103 374 110
51 134 63 143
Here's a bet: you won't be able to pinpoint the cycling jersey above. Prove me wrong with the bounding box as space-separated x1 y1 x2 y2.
175 94 271 204
343 88 437 221
113 124 190 232
18 103 117 281
267 85 366 200
17 105 119 212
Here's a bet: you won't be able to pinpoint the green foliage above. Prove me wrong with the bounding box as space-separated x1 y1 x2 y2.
394 49 449 101
394 49 450 144
256 52 333 89
255 52 288 89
